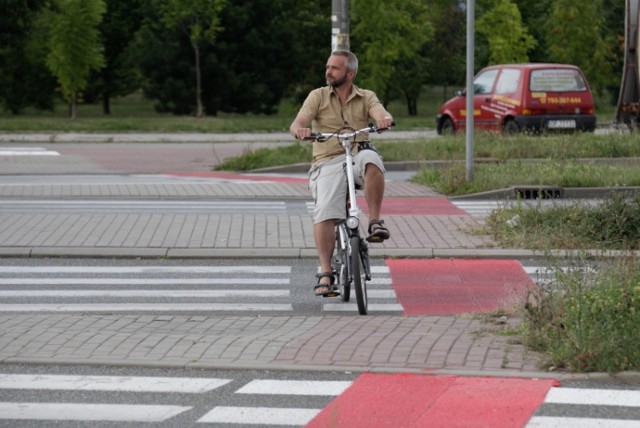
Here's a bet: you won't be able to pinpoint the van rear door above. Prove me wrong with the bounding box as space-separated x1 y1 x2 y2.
527 67 594 130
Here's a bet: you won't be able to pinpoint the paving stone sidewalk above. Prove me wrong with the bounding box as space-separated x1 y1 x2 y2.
0 314 546 377
0 135 551 377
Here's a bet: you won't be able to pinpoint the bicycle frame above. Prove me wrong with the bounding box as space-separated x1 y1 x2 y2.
338 132 371 282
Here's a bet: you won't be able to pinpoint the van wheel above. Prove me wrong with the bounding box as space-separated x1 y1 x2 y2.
440 117 455 135
503 119 520 135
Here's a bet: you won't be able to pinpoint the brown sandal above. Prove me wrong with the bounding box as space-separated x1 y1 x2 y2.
367 219 390 243
314 272 337 297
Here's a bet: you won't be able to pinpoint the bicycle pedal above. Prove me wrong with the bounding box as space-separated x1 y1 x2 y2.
323 290 340 298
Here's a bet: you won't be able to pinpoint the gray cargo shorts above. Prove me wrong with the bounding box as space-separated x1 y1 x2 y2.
308 150 385 224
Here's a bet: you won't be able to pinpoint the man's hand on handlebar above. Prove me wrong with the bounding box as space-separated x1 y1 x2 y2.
293 128 312 140
375 116 394 133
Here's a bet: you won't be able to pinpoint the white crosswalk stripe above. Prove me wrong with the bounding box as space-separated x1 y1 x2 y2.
0 402 191 422
0 372 353 425
527 387 640 427
0 264 293 314
451 200 504 217
0 147 60 156
236 379 352 395
0 374 231 393
197 406 319 425
451 199 602 218
319 265 404 313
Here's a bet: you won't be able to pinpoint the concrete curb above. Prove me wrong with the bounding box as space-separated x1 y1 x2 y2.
3 246 640 260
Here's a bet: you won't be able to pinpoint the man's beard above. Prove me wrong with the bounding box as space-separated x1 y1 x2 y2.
327 74 347 88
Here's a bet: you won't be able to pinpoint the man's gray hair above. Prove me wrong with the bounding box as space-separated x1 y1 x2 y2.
332 50 358 74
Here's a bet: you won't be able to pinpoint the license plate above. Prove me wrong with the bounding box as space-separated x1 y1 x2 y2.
548 119 576 129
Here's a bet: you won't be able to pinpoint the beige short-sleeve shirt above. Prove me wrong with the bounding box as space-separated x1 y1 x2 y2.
298 85 383 164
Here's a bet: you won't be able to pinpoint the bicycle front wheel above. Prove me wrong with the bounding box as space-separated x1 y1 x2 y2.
351 236 368 315
336 226 350 301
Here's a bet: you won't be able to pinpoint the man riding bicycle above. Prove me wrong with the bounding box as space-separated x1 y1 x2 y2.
289 49 394 296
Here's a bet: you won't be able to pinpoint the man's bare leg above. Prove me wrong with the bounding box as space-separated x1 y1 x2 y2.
314 220 335 292
364 164 384 220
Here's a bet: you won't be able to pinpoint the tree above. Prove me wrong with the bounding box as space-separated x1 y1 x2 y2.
423 0 467 102
477 0 536 65
545 0 612 94
512 0 552 63
351 0 433 113
85 0 144 114
45 0 106 118
0 0 56 114
132 0 328 116
160 0 225 117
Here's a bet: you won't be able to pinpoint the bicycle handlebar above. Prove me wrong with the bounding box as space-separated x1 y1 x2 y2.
302 122 395 142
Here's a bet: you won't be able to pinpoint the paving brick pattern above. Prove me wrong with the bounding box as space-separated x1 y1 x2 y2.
0 136 549 377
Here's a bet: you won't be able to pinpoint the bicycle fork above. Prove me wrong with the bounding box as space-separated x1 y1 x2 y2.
337 222 371 282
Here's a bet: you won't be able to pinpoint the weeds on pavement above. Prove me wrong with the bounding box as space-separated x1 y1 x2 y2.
486 193 640 250
523 254 640 373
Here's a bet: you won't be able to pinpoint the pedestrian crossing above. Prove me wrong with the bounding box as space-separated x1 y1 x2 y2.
0 261 596 315
0 372 637 426
0 264 294 314
526 386 640 427
0 263 403 315
0 372 351 425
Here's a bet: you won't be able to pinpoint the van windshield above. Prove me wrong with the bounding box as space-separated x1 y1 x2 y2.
530 68 587 92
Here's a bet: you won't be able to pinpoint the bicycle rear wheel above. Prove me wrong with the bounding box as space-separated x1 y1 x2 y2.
351 236 368 315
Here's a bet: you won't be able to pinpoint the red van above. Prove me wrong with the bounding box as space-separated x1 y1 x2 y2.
436 63 596 134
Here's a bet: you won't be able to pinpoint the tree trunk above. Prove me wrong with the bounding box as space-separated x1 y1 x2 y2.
194 43 204 117
406 94 418 116
70 94 77 119
102 92 111 115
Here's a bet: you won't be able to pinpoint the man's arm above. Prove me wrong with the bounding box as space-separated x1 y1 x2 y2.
290 112 312 140
370 106 394 130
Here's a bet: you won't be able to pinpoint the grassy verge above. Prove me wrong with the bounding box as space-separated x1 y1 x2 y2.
483 194 640 373
215 132 640 179
523 255 640 372
484 193 640 250
412 160 640 196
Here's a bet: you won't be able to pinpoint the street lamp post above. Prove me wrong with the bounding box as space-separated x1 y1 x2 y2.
332 0 350 51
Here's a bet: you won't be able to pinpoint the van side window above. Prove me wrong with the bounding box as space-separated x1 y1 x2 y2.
473 69 499 94
495 68 521 94
530 69 588 92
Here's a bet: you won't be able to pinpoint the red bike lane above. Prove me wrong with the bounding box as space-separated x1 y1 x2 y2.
304 256 548 428
315 197 547 427
307 373 557 427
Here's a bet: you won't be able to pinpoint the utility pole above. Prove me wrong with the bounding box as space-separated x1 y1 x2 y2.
332 0 350 51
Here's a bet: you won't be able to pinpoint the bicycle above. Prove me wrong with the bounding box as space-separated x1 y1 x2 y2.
304 123 393 315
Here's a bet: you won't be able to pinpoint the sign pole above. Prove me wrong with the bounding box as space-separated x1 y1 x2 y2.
466 0 475 181
332 0 350 51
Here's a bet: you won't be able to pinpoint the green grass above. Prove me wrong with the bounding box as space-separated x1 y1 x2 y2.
412 159 640 196
523 254 640 373
485 193 640 250
0 85 618 132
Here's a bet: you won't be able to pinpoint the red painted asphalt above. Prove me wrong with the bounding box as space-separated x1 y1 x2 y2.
308 373 557 428
386 259 535 316
369 197 468 216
